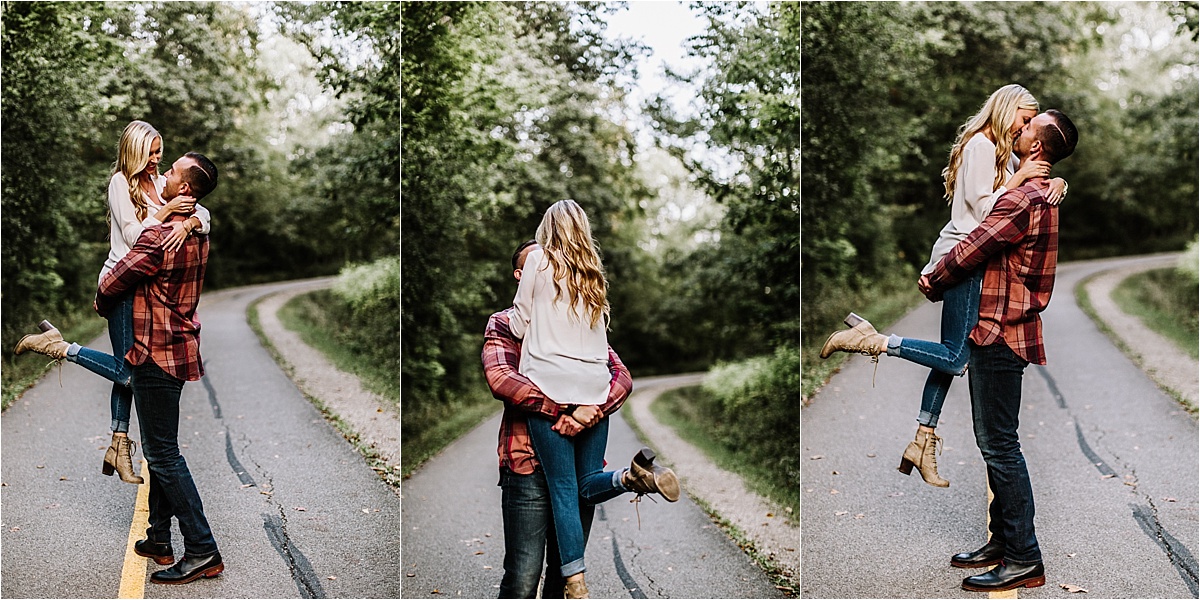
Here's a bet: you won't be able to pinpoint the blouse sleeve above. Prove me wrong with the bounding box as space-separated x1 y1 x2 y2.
191 202 212 234
109 174 147 248
960 140 1007 223
509 248 541 340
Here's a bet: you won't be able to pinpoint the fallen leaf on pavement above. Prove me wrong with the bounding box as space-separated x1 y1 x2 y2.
809 455 824 460
1165 497 1178 502
829 489 839 495
889 492 904 497
474 551 484 555
854 514 865 519
835 511 848 516
1060 583 1087 593
327 576 337 580
766 512 774 517
1100 474 1115 479
831 470 839 475
1067 553 1077 558
406 573 415 577
293 507 307 512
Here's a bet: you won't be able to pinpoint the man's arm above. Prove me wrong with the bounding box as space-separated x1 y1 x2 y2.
597 346 632 417
482 312 559 419
96 227 165 317
926 189 1032 295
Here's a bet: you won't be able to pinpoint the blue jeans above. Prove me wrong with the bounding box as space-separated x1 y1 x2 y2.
526 417 627 577
888 268 984 427
132 362 219 557
67 292 134 432
498 467 595 598
968 342 1041 564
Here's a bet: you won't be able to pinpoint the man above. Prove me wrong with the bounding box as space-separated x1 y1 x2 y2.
482 240 676 599
920 110 1079 593
96 152 224 585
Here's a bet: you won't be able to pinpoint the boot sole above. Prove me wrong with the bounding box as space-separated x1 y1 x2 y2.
951 557 1003 569
151 563 224 584
134 548 175 565
961 574 1044 592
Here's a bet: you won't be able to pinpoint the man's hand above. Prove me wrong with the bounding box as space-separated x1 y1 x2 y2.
572 405 602 427
918 274 943 302
551 413 584 437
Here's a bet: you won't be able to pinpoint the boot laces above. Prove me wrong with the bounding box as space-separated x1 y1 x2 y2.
628 493 659 530
46 359 64 387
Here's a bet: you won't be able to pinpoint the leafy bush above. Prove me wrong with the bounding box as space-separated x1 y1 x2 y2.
328 256 400 389
1177 236 1199 284
700 346 801 504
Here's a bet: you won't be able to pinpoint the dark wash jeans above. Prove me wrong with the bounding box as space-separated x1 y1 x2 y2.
968 341 1041 564
498 467 594 599
68 292 134 432
132 362 218 557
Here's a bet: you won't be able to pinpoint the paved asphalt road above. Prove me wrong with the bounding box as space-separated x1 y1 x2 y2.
400 375 784 599
801 255 1199 598
1 279 401 599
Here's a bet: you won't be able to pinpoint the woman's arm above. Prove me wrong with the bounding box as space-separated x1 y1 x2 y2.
109 175 149 249
509 248 542 340
960 141 1008 223
189 203 212 234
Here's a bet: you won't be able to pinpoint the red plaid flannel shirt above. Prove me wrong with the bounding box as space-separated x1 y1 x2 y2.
96 219 208 381
482 309 632 475
927 178 1058 365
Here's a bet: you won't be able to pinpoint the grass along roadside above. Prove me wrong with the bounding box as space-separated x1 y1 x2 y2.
1075 271 1198 415
802 272 925 405
247 294 403 489
2 313 108 412
651 385 798 519
1110 268 1198 360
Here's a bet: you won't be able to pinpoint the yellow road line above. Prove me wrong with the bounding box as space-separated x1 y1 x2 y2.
986 477 1019 599
118 460 151 599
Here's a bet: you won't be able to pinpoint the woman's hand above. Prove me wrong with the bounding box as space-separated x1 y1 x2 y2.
164 195 197 216
1045 177 1068 205
551 413 584 437
1007 160 1051 189
572 405 602 427
162 221 191 253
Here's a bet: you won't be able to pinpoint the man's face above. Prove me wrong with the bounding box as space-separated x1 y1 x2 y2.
161 156 194 201
514 243 540 281
1014 113 1052 160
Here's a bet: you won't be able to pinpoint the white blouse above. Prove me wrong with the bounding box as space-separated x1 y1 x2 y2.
509 247 611 406
102 172 212 281
921 132 1019 275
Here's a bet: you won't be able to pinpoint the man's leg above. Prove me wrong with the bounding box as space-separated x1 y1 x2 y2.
132 363 219 558
499 467 552 599
542 505 594 599
968 343 1040 564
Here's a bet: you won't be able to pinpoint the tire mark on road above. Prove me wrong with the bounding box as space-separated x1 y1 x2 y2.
264 512 326 599
1132 503 1199 597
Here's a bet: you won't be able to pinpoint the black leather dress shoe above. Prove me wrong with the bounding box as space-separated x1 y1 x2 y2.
134 539 174 565
962 561 1045 592
951 539 1005 568
150 552 224 585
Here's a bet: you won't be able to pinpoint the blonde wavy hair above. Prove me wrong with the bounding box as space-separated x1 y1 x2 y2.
942 84 1038 202
111 120 161 221
535 199 610 329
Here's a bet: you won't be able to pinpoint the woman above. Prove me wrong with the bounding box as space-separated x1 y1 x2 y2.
819 84 1067 487
510 200 678 599
14 120 210 484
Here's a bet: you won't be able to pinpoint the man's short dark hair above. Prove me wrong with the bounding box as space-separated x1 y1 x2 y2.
1038 109 1078 165
511 239 537 271
183 152 218 199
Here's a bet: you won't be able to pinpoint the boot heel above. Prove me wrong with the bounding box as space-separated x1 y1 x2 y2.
898 458 915 475
1024 575 1045 588
844 313 865 328
203 564 224 578
634 447 656 467
37 320 55 332
102 461 115 476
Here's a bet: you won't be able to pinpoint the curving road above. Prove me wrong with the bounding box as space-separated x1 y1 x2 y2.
400 375 785 599
801 255 1199 598
1 279 401 599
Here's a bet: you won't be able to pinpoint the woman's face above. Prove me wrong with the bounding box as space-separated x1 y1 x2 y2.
145 136 163 175
1009 108 1037 142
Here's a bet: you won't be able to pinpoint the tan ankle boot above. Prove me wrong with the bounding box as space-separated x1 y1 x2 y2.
898 428 948 488
102 433 144 484
564 575 589 599
820 313 888 359
624 448 680 502
13 321 68 360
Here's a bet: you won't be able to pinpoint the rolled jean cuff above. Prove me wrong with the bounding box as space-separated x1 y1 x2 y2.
66 343 82 358
886 334 903 356
613 469 628 492
561 557 586 578
111 419 130 433
917 410 939 428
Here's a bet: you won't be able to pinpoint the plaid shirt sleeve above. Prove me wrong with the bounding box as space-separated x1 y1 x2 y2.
483 311 558 418
927 188 1031 293
97 228 164 316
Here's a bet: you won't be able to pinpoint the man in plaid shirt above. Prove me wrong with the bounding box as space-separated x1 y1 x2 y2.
96 152 224 585
482 240 635 599
920 110 1078 593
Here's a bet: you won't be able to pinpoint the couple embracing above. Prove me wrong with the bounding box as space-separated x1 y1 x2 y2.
821 84 1079 592
14 120 224 584
482 200 681 598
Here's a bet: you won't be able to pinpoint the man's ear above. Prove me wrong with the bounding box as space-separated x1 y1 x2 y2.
1030 139 1043 161
513 268 522 281
179 181 192 197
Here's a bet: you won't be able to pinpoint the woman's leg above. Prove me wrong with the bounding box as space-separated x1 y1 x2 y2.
571 418 629 506
527 418 588 578
887 269 984 378
66 293 135 397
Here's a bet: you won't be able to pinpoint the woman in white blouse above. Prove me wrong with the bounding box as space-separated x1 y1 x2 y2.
14 120 210 484
819 85 1066 487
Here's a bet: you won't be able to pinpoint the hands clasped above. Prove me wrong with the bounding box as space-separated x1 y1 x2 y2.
551 404 602 437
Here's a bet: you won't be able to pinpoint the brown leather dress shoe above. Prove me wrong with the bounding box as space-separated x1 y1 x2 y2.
134 539 174 565
951 539 1004 568
961 561 1045 592
151 552 223 584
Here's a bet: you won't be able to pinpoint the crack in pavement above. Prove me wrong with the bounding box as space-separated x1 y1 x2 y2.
597 504 647 599
263 509 326 599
